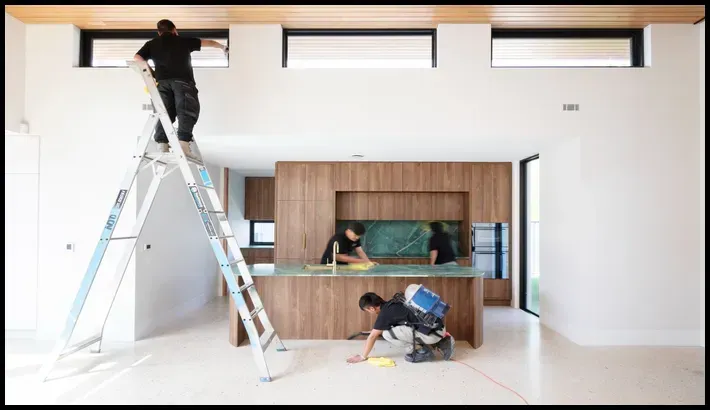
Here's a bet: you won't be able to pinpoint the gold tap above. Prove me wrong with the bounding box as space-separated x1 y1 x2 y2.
327 241 339 274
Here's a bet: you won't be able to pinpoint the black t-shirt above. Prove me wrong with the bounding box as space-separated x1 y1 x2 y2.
429 232 456 264
136 34 202 83
319 233 362 265
373 300 420 331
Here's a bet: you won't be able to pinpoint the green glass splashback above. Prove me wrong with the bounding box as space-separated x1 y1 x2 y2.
335 220 461 258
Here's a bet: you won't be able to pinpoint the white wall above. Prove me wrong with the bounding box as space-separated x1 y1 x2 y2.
19 22 703 345
4 134 40 331
134 162 222 340
540 25 702 346
4 13 26 132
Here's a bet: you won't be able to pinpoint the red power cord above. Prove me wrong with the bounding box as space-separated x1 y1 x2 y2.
451 359 530 405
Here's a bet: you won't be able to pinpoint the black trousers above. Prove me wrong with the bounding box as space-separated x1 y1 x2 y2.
153 79 201 143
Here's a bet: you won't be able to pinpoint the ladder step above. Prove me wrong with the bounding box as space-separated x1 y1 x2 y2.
250 306 263 319
195 184 215 190
239 282 254 293
261 329 276 351
206 210 225 214
58 335 102 360
216 235 234 240
109 236 138 241
142 153 204 166
228 258 244 265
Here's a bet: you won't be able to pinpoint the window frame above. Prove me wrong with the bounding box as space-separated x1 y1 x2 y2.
79 29 230 68
491 28 645 68
281 28 437 68
249 220 275 247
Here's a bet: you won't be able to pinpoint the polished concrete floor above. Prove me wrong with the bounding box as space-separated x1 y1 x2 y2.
4 298 705 405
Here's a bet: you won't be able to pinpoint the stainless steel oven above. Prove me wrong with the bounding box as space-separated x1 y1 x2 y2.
471 222 509 279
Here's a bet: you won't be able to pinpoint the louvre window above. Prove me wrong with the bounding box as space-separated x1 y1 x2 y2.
491 29 644 68
80 30 229 68
283 29 437 68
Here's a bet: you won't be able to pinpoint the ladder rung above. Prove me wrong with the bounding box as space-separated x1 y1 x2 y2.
195 184 215 190
206 210 225 214
109 236 138 241
216 235 234 240
239 282 254 292
58 335 102 360
250 307 263 319
261 330 276 351
228 258 243 265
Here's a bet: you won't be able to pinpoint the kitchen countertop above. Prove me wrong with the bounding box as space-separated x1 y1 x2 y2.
245 263 485 278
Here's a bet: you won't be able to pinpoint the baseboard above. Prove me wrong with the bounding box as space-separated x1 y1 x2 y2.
135 291 215 340
559 327 705 347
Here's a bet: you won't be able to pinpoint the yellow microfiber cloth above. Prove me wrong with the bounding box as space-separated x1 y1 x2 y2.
349 262 376 271
367 357 396 367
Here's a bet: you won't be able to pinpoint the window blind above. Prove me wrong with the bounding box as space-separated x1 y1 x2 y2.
286 35 434 68
91 38 228 68
492 38 633 67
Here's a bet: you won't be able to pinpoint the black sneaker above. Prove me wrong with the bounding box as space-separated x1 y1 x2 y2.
435 335 455 360
404 346 435 363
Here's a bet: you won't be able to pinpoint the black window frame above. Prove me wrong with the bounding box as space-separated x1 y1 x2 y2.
491 28 645 68
249 220 275 247
520 153 540 317
79 29 230 68
282 28 437 68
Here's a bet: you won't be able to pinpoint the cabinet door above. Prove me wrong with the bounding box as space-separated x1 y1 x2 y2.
244 177 275 220
275 200 306 260
305 163 334 201
402 162 433 191
369 162 403 191
276 162 306 201
304 201 335 262
335 162 370 191
482 163 512 223
432 162 469 192
469 164 485 222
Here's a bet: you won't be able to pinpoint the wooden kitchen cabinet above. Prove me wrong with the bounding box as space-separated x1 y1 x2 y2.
432 162 469 192
244 177 275 220
305 163 334 201
276 162 307 201
275 200 306 260
402 162 433 191
480 163 512 223
335 162 403 192
304 200 335 262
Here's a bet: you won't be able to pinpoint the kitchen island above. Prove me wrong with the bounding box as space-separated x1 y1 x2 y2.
228 264 485 349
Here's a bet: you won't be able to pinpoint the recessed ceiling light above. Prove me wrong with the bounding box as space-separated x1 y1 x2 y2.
351 154 364 158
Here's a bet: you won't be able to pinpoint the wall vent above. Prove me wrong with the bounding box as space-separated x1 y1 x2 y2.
563 103 580 111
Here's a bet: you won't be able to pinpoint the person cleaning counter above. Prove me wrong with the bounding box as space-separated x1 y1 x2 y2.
227 262 486 351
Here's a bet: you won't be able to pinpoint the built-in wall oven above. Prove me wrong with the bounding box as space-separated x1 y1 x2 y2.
471 223 509 279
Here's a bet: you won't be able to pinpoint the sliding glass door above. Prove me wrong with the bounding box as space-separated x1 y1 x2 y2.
520 155 540 316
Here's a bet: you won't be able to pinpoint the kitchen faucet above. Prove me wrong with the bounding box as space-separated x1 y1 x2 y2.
329 241 339 274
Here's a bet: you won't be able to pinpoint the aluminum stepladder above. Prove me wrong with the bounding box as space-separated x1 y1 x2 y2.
38 59 286 383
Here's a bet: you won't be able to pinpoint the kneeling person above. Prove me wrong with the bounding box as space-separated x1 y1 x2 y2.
346 292 455 364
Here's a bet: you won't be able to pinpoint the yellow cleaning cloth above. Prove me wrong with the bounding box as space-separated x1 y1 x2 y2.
349 262 376 271
367 357 396 367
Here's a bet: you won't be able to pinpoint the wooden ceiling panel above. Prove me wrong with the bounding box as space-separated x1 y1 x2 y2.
4 5 705 30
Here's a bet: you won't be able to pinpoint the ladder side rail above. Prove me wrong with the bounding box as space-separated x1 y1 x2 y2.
38 114 159 381
92 163 168 353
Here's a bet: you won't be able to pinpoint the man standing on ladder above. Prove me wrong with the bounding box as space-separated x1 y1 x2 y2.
133 19 228 160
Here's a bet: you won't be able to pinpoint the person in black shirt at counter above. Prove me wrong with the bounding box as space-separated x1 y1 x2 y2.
320 222 375 265
428 221 458 266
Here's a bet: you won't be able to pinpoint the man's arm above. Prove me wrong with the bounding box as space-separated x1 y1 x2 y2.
347 329 383 363
335 253 365 264
200 39 228 53
429 250 438 266
354 247 372 263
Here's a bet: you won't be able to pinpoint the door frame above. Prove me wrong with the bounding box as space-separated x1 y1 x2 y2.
519 153 539 317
